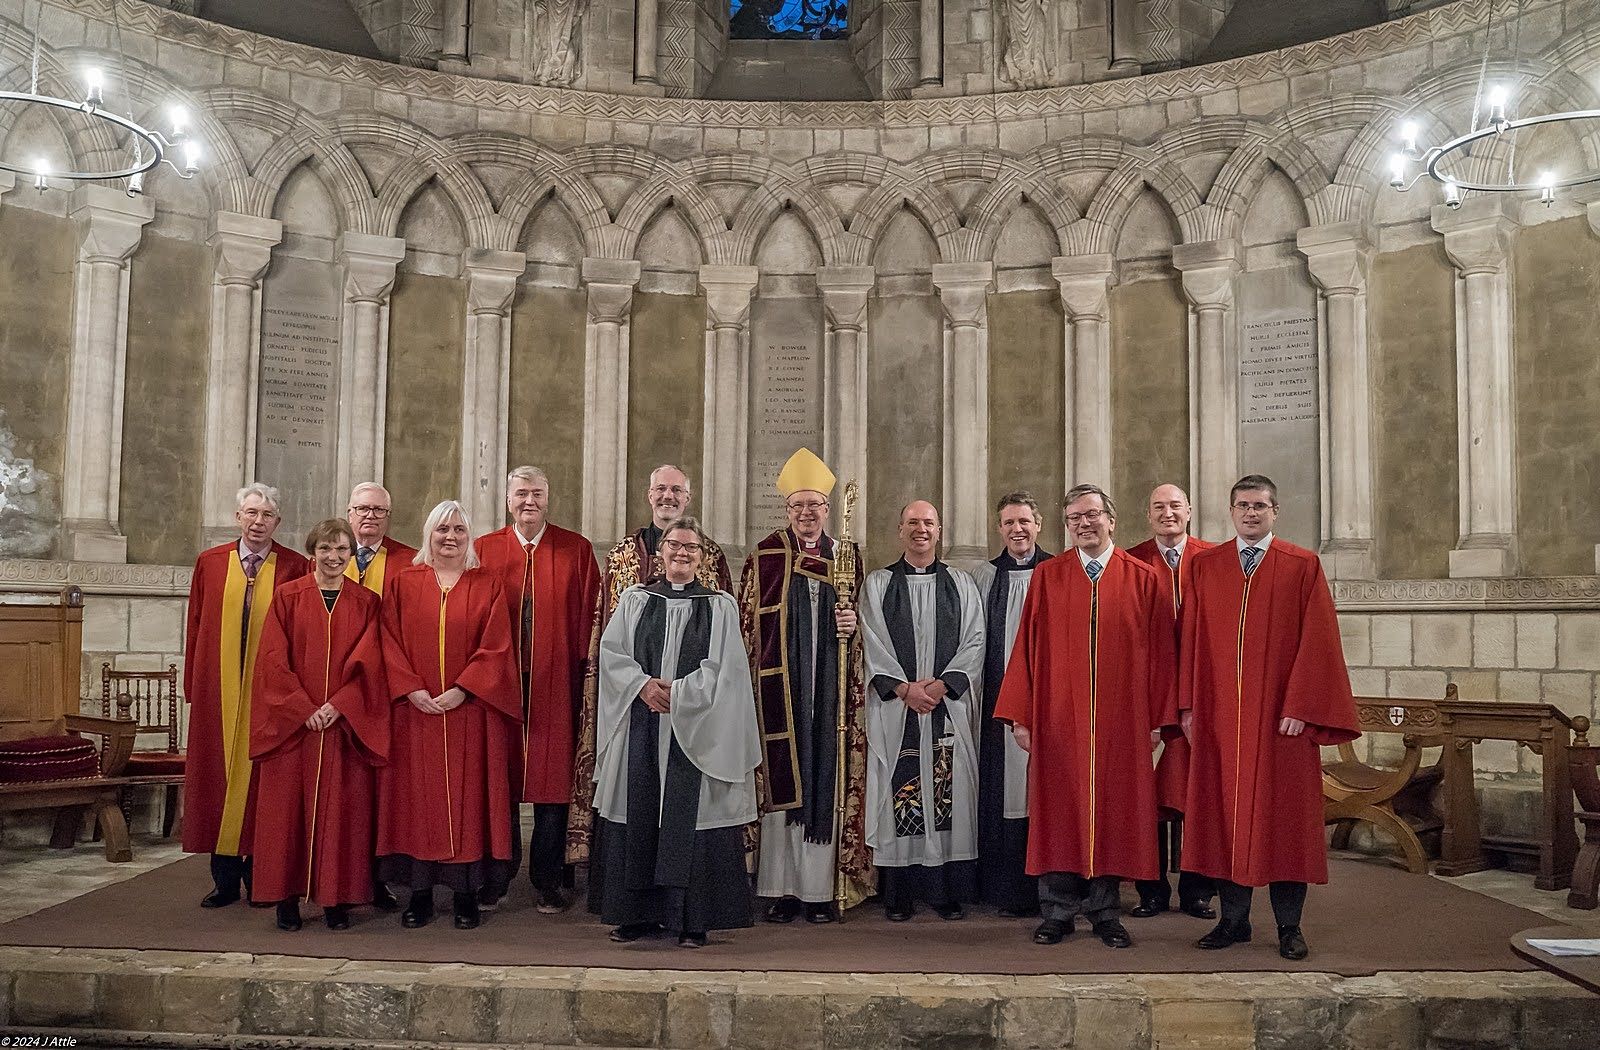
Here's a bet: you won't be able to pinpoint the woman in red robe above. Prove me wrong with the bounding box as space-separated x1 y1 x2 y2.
251 519 388 931
379 500 520 930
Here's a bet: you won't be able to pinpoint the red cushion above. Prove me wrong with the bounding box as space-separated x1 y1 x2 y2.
0 735 100 784
125 751 186 777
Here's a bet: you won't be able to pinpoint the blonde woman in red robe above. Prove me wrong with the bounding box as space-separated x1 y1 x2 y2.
379 500 520 930
251 519 388 932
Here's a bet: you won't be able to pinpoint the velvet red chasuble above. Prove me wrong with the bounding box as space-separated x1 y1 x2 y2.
378 566 520 865
182 540 310 857
1126 535 1216 816
1178 539 1359 886
250 577 388 905
475 524 601 803
994 549 1178 880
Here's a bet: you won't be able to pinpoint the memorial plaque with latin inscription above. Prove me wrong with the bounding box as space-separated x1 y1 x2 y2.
1237 266 1320 548
256 258 342 543
747 297 825 537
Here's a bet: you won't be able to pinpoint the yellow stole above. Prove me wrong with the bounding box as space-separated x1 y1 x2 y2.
216 550 277 855
346 544 388 595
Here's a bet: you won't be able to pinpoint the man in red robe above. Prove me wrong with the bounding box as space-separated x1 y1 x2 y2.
996 484 1177 949
345 482 419 598
1180 474 1360 961
1124 483 1216 921
474 465 600 912
183 482 310 908
251 520 389 931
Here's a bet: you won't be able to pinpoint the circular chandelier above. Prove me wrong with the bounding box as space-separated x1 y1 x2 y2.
0 0 201 196
1385 0 1595 209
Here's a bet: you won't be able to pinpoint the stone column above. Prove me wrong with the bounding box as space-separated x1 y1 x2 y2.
697 265 759 548
60 186 154 562
1298 222 1376 579
580 258 642 546
818 266 875 506
460 248 526 536
918 0 941 85
1172 239 1241 540
1434 197 1521 578
1109 0 1141 73
200 212 283 548
334 232 405 503
440 0 470 61
931 262 994 559
1052 254 1116 488
635 0 659 84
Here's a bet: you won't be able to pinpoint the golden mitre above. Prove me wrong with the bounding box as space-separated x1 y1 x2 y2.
776 447 836 498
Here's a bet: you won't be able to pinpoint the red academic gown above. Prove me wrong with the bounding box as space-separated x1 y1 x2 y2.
1178 539 1360 886
346 534 419 599
249 577 388 905
473 523 601 803
378 565 520 866
994 549 1178 881
182 540 311 857
1126 536 1216 815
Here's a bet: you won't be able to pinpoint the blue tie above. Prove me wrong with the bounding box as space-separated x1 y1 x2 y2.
1085 559 1102 582
356 546 375 573
1241 546 1261 576
1164 547 1180 570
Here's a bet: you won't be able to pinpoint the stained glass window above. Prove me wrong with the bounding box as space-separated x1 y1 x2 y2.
729 0 849 40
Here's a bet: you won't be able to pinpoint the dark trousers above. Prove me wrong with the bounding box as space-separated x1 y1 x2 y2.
210 853 251 895
877 861 977 911
508 802 571 890
1039 872 1121 925
1217 879 1307 927
1134 816 1215 905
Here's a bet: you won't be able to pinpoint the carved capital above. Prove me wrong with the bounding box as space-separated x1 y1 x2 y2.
1051 254 1116 321
338 231 406 303
1297 222 1373 296
70 185 154 264
582 257 641 324
698 264 760 329
931 261 994 327
208 211 283 285
464 247 526 315
1173 239 1240 311
817 265 875 330
1433 197 1520 276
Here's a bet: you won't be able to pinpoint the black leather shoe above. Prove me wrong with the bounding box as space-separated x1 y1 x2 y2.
609 922 659 942
323 905 350 930
1093 919 1133 948
933 902 965 921
765 897 802 923
400 892 434 929
805 902 835 924
885 905 914 922
201 888 241 909
1196 919 1252 949
1278 925 1309 960
1032 918 1071 944
1130 896 1169 918
1180 899 1217 920
533 885 570 915
475 886 501 912
452 892 481 929
679 930 708 948
370 882 399 913
275 901 302 931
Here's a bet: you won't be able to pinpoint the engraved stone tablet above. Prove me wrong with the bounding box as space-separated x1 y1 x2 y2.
1237 266 1320 548
747 297 825 538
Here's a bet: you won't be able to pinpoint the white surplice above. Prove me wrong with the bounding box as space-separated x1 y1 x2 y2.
971 559 1036 819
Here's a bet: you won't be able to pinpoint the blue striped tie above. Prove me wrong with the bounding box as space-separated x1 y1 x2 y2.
1086 559 1102 582
1241 546 1261 576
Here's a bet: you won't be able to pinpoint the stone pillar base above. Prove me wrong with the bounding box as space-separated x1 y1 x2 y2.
64 525 127 564
1320 539 1374 580
1449 544 1515 578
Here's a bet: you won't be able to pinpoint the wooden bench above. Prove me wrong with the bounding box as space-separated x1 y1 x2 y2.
1324 696 1447 873
1569 716 1599 910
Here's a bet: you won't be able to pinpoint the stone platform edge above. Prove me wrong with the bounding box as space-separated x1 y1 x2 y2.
1 946 1597 1049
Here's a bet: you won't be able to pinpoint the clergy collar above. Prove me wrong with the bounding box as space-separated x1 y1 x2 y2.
515 523 547 548
1236 533 1274 554
995 546 1049 570
1076 543 1115 568
897 557 940 575
789 527 827 552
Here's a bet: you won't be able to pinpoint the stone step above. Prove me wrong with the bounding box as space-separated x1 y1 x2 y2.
1 946 1596 1049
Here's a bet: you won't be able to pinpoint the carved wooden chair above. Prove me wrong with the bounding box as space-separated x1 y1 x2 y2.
1323 699 1447 874
100 663 184 838
1569 716 1600 910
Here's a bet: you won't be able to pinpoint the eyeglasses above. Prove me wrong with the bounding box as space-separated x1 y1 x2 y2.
1232 501 1277 513
238 508 278 521
786 500 829 513
349 506 391 517
1065 510 1107 526
661 539 703 554
650 486 688 497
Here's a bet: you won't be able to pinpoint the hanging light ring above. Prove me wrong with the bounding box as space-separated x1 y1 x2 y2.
0 89 166 180
1422 109 1600 193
